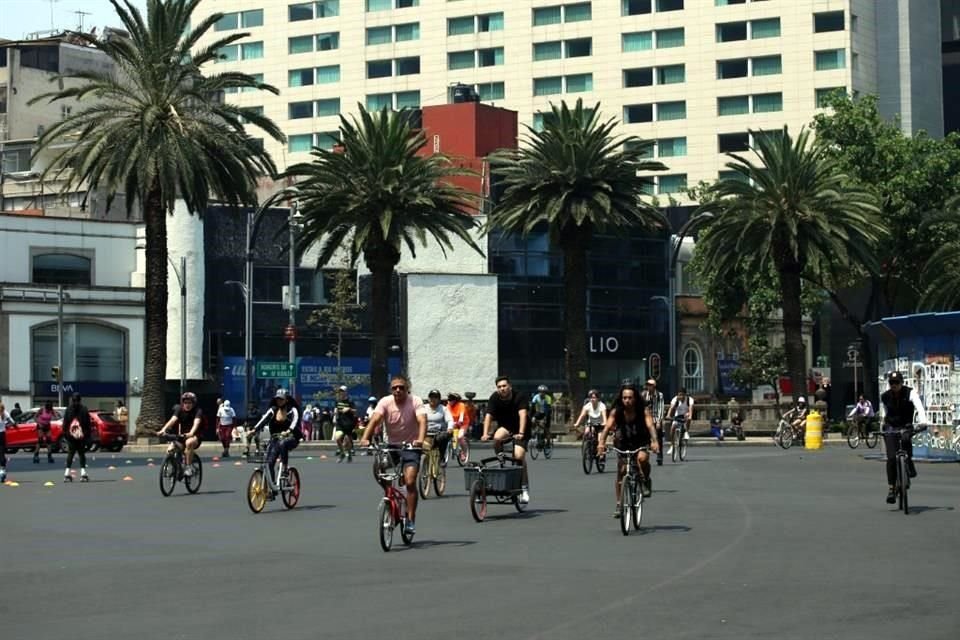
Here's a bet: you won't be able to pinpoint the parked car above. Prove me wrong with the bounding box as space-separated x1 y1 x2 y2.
3 408 128 454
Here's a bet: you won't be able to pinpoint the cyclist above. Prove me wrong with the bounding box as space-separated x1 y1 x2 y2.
530 384 553 447
359 374 427 535
848 393 875 437
573 389 607 440
597 382 659 517
481 376 530 504
34 401 56 464
250 389 303 497
364 396 377 423
447 392 468 456
642 379 666 465
880 371 928 504
665 387 694 456
783 396 809 440
156 391 203 477
333 385 357 463
424 389 454 463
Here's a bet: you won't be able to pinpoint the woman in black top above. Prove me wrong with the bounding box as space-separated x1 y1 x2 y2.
157 392 204 476
597 383 659 516
251 389 302 493
62 393 92 482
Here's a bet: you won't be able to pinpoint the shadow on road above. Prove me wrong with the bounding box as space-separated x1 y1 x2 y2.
906 505 954 515
484 508 568 521
263 504 336 513
169 490 236 497
402 539 478 549
640 524 692 534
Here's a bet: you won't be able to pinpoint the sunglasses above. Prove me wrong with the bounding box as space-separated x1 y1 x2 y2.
391 385 407 391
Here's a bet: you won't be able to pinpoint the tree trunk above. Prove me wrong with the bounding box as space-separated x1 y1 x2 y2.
135 186 168 437
779 266 808 402
365 246 400 398
559 223 591 406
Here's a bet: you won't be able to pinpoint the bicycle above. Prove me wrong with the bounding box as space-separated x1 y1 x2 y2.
158 434 202 497
245 433 301 514
580 423 606 474
846 416 879 449
371 442 421 551
418 433 447 499
612 447 648 535
882 424 926 515
443 427 470 467
775 417 805 450
528 415 553 460
669 416 688 462
465 437 526 523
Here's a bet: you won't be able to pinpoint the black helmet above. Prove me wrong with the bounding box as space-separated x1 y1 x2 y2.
428 389 441 398
180 391 197 403
888 371 904 385
447 392 462 402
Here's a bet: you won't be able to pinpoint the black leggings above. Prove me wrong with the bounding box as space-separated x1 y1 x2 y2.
65 436 87 469
0 431 6 468
884 432 913 485
266 436 298 482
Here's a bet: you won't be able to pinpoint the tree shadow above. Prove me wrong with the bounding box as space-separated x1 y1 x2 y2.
640 524 692 534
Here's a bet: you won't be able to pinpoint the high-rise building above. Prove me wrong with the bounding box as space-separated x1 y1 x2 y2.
943 0 960 134
191 0 944 198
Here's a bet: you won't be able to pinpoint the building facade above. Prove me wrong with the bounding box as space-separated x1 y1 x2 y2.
191 0 944 199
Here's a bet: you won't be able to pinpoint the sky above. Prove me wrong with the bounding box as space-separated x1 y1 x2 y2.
1 0 148 40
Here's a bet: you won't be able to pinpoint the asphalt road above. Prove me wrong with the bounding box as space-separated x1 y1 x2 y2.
2 443 957 640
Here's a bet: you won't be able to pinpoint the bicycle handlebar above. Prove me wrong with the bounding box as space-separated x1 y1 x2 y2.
611 447 650 455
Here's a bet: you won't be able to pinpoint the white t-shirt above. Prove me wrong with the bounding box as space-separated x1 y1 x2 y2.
585 401 606 424
670 396 693 417
217 405 236 426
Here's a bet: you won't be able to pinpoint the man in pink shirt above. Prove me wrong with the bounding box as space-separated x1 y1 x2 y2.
360 374 427 535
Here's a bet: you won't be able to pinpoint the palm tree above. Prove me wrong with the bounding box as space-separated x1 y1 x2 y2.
283 106 482 397
918 197 960 310
30 0 284 435
695 127 884 399
487 99 666 403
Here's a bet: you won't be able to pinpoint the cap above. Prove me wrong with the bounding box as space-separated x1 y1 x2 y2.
223 400 231 408
338 385 348 392
888 371 904 384
368 396 377 403
797 397 807 404
447 392 462 401
428 389 441 398
275 388 288 399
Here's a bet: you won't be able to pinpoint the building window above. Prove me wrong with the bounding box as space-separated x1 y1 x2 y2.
367 26 392 45
622 0 651 15
814 11 845 33
622 31 653 52
396 0 418 7
367 59 393 79
288 100 313 119
718 95 749 116
715 0 746 5
216 9 263 30
718 169 749 183
815 49 846 71
2 147 32 173
656 101 686 121
32 253 91 285
815 86 845 108
448 50 475 70
315 131 341 151
316 98 340 117
288 35 313 54
751 18 781 38
752 92 783 112
682 343 704 391
657 137 686 157
289 3 313 22
395 22 420 41
534 41 563 61
316 65 340 83
448 16 475 35
656 0 683 12
658 174 687 194
366 93 393 110
240 42 264 60
32 322 125 385
533 76 563 96
565 73 593 93
564 3 592 22
657 64 685 84
566 38 592 58
289 68 313 87
624 103 653 124
718 132 749 153
752 55 782 76
316 32 339 51
623 67 653 87
477 81 505 100
478 12 504 31
395 56 420 75
395 90 420 108
316 0 339 16
366 0 391 10
656 28 684 48
717 58 748 79
477 47 504 67
533 6 562 26
289 133 313 152
716 21 747 42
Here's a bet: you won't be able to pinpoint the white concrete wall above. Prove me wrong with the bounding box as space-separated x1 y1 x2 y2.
165 200 206 381
404 273 498 397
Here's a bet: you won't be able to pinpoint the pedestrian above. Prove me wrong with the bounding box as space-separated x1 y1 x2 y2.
243 402 260 456
10 402 23 420
114 399 128 430
0 402 12 482
62 393 91 483
301 404 314 442
216 399 236 458
34 401 56 464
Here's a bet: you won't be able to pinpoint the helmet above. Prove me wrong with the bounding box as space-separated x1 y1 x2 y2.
888 371 904 385
274 388 289 399
447 392 462 402
428 389 441 398
797 397 807 404
223 400 231 408
537 385 548 392
180 392 197 403
368 396 377 403
338 385 348 392
587 389 600 398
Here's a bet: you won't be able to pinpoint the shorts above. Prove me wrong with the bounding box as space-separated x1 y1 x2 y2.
333 428 355 440
388 449 421 470
614 430 651 451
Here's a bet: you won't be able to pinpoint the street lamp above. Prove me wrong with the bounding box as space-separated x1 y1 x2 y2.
286 201 304 398
167 255 187 394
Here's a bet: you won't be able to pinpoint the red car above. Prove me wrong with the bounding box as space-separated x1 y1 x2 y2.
4 408 127 454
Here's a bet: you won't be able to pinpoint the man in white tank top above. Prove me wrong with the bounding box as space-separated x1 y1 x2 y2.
666 388 694 455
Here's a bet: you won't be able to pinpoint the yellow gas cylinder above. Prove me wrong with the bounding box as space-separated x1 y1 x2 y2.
805 410 823 450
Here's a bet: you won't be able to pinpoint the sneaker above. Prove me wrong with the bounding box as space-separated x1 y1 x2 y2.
656 457 663 467
666 445 674 456
336 450 344 463
886 489 896 504
347 453 353 463
222 452 230 459
520 488 530 504
0 469 6 483
33 454 40 464
63 474 73 483
183 466 194 477
641 478 652 498
908 461 918 478
684 431 691 441
613 504 622 519
404 520 416 535
80 469 89 482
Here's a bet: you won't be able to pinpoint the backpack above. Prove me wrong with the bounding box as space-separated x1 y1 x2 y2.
69 417 84 439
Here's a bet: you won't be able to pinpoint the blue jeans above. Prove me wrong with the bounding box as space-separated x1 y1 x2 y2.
266 436 298 483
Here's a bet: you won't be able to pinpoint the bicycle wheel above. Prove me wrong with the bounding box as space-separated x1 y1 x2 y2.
184 456 202 494
620 479 633 536
846 425 861 449
898 456 910 515
159 457 177 497
434 463 447 497
378 499 394 552
281 467 301 509
247 469 267 514
671 431 679 462
679 431 688 461
469 479 487 522
633 480 644 531
457 438 469 466
865 430 879 449
418 457 431 499
543 434 553 459
530 434 540 460
779 429 795 450
596 451 606 473
581 438 593 475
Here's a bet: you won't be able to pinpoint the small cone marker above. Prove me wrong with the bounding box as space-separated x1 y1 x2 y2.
44 481 56 487
320 454 328 460
125 460 132 464
107 465 117 470
234 461 243 466
306 456 314 461
212 456 220 461
147 462 155 467
8 481 20 487
212 463 221 468
122 475 134 481
147 458 154 462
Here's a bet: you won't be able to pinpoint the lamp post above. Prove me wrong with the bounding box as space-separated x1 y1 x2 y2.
167 255 187 394
286 201 304 398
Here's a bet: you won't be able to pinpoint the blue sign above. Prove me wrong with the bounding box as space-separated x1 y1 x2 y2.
33 382 127 397
222 356 402 411
717 359 750 398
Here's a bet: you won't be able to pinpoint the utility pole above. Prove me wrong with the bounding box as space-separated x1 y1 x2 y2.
57 285 64 406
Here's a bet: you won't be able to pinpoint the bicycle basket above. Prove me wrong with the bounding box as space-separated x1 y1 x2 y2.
464 466 521 493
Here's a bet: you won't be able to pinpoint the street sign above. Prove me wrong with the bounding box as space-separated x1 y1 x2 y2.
256 362 295 379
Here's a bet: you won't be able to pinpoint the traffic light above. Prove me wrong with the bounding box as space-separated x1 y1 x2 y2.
51 366 61 382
